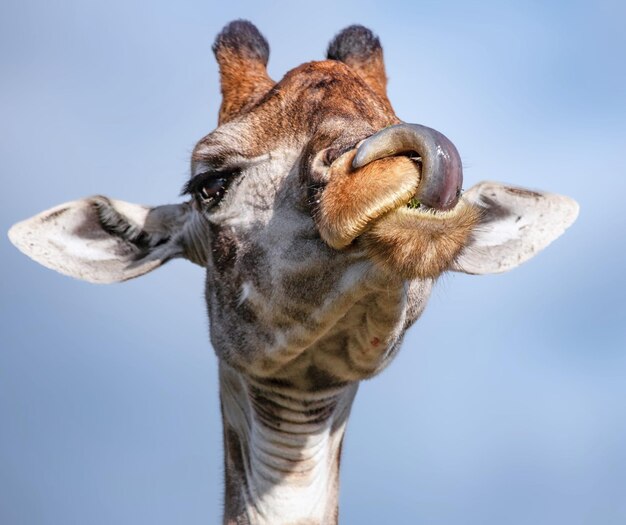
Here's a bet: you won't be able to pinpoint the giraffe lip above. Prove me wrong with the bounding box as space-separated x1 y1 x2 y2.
317 173 465 251
317 147 467 250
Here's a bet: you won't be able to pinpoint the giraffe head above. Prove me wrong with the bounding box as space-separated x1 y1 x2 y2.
8 21 578 522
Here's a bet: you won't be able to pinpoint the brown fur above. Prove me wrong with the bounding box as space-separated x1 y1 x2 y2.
194 60 398 164
216 49 274 124
335 49 391 112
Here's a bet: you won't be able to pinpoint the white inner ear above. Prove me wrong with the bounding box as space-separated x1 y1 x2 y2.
452 181 579 275
8 197 187 284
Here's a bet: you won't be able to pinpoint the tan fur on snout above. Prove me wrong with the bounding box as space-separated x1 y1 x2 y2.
318 150 422 249
361 202 481 279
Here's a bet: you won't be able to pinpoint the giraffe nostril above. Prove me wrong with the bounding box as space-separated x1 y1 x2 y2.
322 145 355 167
322 148 340 166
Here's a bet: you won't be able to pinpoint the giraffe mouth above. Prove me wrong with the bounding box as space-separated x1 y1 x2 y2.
316 148 479 279
316 122 466 252
353 123 463 211
316 148 465 250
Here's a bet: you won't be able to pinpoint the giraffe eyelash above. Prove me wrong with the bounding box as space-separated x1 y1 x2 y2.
181 170 240 207
181 170 232 195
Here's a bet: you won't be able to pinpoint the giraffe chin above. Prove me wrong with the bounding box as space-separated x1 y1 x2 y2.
359 200 481 280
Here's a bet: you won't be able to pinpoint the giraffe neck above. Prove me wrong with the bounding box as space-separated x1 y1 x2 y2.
219 363 358 525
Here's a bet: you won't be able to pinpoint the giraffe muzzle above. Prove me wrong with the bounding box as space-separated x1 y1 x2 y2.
353 123 463 211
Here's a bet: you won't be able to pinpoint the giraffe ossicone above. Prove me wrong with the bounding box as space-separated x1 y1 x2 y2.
8 20 578 525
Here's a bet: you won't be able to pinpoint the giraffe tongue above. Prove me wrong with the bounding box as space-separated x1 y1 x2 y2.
353 123 463 211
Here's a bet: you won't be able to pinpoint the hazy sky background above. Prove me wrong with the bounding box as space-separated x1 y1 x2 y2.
1 1 625 523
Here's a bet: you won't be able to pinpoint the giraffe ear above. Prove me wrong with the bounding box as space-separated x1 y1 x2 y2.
451 181 579 275
8 197 203 284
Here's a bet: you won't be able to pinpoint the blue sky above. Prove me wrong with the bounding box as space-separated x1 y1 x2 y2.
1 1 625 523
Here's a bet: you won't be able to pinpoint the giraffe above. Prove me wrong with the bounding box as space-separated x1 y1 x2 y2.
8 20 578 525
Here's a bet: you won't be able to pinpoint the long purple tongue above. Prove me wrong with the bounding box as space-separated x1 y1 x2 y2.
353 123 463 210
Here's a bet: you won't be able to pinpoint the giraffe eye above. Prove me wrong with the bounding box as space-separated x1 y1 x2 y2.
199 177 228 203
182 171 238 208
